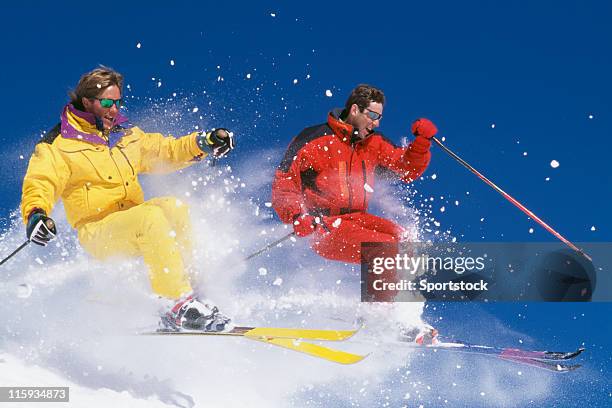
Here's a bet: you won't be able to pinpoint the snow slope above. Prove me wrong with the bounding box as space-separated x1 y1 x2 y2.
0 352 179 408
0 161 426 408
0 135 581 408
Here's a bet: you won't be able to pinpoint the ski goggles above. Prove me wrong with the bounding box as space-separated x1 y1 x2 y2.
363 108 383 121
95 98 123 109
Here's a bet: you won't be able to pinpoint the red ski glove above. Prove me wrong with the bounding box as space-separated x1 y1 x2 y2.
411 118 438 139
293 214 317 237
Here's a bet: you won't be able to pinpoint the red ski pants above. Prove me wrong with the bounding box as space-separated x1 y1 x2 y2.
311 212 403 301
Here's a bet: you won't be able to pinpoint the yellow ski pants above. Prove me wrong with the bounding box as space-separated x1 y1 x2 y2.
77 197 193 299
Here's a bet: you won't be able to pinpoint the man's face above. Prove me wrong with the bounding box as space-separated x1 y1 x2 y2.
81 85 121 130
346 101 383 139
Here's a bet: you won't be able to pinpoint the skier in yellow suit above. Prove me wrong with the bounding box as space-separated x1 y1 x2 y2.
21 66 235 332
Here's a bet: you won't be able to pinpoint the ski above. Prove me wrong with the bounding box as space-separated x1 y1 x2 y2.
498 346 585 361
422 341 584 362
146 326 358 341
144 326 367 365
409 340 583 372
498 355 581 373
253 337 367 365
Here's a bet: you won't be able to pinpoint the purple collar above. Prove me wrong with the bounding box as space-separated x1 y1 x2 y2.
60 103 128 145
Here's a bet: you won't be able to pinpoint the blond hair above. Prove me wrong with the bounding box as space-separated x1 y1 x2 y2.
69 66 124 107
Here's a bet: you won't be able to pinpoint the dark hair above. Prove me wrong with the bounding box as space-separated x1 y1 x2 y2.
344 84 385 111
69 65 124 108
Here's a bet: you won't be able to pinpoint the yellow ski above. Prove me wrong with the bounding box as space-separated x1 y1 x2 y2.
243 327 357 341
148 326 358 341
252 337 367 365
145 326 367 364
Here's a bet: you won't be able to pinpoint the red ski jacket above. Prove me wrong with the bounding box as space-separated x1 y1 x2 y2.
272 110 431 224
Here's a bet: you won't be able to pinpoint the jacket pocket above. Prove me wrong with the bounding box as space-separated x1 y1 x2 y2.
59 146 115 183
117 147 136 176
80 149 118 181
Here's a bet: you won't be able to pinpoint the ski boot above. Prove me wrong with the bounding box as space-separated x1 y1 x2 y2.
398 323 439 345
160 295 232 332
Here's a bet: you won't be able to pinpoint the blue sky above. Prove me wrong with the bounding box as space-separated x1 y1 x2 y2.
1 2 611 405
1 1 609 242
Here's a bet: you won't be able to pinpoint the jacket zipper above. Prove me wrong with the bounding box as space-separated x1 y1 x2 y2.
83 183 90 208
108 148 129 200
362 160 367 209
346 146 354 212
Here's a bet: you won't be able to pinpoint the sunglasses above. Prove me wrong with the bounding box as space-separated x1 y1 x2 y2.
94 98 122 109
363 107 382 121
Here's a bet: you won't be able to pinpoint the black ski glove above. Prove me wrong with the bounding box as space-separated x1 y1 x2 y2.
26 209 57 246
197 128 235 158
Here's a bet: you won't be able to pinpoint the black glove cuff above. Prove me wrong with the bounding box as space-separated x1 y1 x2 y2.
27 208 46 223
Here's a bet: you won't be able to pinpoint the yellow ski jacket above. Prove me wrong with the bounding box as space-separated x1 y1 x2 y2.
21 104 206 229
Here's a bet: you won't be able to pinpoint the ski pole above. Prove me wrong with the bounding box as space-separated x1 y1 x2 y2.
0 240 30 266
243 231 295 261
431 136 592 262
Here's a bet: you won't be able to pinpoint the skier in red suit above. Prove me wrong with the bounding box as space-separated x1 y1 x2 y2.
272 84 440 343
272 84 437 267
